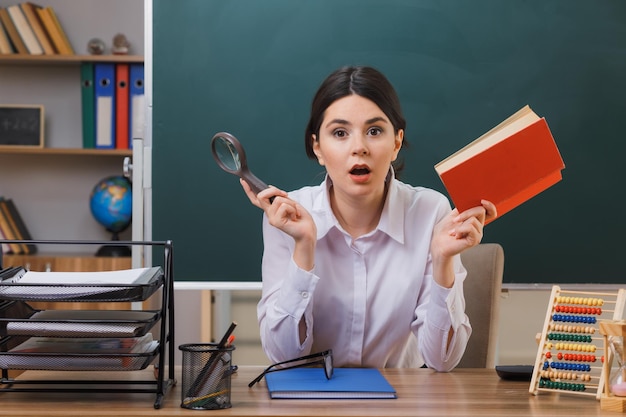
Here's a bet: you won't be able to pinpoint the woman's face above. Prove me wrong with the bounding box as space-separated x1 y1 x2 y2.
312 94 403 200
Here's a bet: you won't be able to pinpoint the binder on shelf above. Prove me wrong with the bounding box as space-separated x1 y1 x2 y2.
129 63 145 150
80 62 95 149
0 15 14 54
115 63 130 150
20 2 54 55
6 4 42 55
0 7 27 54
94 63 116 149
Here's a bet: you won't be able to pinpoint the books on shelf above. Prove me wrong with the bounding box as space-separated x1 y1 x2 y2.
44 5 73 54
0 213 20 254
0 196 36 255
264 368 397 399
20 2 55 55
0 7 27 54
34 5 72 55
0 14 14 54
434 105 565 224
0 197 24 254
0 3 73 56
6 4 42 55
0 198 37 254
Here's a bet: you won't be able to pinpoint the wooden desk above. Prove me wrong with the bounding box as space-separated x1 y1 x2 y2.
0 367 614 416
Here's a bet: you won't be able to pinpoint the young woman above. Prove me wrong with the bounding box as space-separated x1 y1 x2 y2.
240 66 496 371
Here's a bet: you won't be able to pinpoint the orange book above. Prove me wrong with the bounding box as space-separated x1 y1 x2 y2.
115 63 130 149
35 6 71 55
20 2 55 55
434 105 565 224
45 6 73 54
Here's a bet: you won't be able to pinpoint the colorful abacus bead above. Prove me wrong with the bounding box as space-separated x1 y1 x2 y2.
547 333 592 343
549 362 591 372
554 305 603 315
539 379 586 392
555 297 604 307
551 314 597 324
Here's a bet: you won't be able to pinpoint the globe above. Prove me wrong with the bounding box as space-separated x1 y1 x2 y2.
89 175 132 256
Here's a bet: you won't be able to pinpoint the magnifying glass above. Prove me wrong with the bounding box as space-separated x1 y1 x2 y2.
211 132 273 201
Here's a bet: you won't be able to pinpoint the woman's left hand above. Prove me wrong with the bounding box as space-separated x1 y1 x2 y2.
431 200 497 259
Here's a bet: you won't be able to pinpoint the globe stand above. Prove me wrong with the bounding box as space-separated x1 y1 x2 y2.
95 232 131 257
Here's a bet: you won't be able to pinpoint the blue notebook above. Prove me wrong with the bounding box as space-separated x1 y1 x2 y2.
264 368 397 399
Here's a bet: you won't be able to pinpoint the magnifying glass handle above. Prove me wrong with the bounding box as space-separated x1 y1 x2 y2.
242 171 268 195
241 171 274 203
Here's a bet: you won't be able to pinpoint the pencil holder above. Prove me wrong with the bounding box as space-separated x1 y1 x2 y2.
179 343 236 410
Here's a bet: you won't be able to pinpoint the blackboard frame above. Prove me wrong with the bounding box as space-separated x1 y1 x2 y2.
0 105 44 148
152 0 626 285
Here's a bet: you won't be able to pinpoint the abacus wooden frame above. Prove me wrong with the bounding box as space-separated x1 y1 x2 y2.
529 286 626 400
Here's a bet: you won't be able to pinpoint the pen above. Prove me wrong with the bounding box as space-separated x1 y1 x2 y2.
186 321 237 398
217 322 237 348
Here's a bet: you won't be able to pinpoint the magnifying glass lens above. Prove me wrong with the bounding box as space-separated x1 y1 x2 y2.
214 137 241 172
211 132 272 200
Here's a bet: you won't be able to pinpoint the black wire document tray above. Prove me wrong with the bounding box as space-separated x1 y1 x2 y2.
0 267 163 302
0 302 160 338
0 349 159 371
0 333 159 371
0 239 176 409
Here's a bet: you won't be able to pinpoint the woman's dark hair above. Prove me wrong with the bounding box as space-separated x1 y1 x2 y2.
304 66 408 167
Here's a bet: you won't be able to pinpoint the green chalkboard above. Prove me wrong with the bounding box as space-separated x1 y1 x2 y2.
152 0 626 284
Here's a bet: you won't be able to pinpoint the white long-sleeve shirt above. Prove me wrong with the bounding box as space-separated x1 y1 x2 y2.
257 175 471 371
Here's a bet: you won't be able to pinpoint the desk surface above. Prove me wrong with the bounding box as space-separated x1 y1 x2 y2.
0 367 615 416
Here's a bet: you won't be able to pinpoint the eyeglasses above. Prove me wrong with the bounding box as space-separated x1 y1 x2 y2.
248 349 333 388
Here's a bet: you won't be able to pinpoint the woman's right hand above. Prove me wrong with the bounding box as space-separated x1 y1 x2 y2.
240 179 317 270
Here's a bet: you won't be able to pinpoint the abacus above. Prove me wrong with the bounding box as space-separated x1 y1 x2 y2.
529 286 626 399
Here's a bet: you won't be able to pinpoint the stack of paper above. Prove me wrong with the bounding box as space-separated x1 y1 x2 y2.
0 267 161 300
